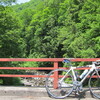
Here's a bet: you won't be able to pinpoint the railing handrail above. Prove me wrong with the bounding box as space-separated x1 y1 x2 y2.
0 58 63 62
0 58 100 86
0 58 99 62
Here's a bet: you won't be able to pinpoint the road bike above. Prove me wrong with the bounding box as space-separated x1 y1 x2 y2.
45 59 100 99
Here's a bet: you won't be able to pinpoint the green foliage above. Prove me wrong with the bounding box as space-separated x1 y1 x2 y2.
0 0 100 85
11 0 100 66
0 1 25 85
57 0 100 58
22 54 39 67
1 77 22 86
0 5 23 58
0 0 16 5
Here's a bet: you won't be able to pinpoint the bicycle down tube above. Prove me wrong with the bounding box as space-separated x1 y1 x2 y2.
79 62 97 84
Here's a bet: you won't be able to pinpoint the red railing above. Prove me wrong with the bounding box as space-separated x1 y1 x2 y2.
0 58 100 86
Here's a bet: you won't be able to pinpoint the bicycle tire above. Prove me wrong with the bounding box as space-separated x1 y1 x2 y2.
45 69 74 99
89 70 100 99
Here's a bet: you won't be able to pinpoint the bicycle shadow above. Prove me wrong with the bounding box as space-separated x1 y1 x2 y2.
68 88 95 100
48 88 96 100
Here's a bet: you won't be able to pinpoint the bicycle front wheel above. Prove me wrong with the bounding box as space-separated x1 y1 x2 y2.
45 69 74 99
89 70 100 99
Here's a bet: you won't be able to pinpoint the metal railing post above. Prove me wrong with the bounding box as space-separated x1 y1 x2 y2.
53 62 59 89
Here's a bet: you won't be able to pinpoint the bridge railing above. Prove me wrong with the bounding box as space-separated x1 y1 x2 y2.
0 58 100 86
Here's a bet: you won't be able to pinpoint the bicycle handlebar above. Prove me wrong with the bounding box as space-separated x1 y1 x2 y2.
93 60 100 66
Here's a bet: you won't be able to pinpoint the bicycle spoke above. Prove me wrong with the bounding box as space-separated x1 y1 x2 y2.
45 69 73 99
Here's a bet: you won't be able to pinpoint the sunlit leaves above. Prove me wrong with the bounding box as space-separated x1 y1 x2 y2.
0 0 16 5
12 0 100 59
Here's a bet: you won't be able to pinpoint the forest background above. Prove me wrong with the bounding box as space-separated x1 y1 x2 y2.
0 0 100 85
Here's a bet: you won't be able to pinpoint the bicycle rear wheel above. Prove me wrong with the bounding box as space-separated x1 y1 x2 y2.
45 69 74 99
89 70 100 99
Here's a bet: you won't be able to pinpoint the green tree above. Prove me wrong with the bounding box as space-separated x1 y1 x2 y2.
0 0 16 5
0 1 25 85
0 6 23 57
58 0 100 58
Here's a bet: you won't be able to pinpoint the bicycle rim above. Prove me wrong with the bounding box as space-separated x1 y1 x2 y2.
89 71 100 99
45 69 74 99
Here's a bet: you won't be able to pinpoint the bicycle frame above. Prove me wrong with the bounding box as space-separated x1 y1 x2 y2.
69 62 98 86
60 62 99 87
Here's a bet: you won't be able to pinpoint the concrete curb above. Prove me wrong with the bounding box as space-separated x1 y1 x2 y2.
0 86 97 99
0 86 48 97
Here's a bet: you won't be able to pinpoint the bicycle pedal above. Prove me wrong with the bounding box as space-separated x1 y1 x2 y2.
76 92 80 95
